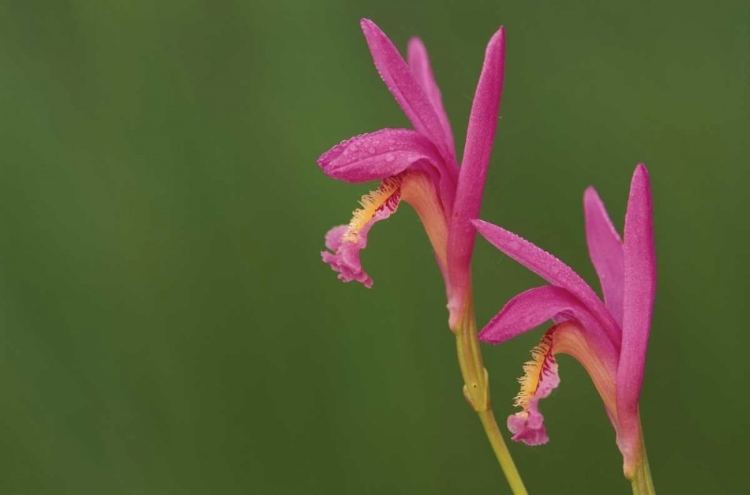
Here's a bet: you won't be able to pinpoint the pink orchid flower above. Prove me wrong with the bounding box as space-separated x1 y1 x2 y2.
319 19 505 326
473 165 656 481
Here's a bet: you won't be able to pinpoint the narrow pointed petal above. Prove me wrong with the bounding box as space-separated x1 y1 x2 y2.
360 19 456 167
318 129 443 183
584 186 625 326
480 286 614 355
472 219 621 346
407 37 455 156
446 27 505 319
616 164 656 472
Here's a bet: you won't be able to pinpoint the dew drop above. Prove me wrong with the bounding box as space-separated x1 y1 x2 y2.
385 154 395 162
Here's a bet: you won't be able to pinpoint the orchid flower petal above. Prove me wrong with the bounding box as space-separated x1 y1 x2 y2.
507 334 560 446
407 37 455 157
480 285 613 353
584 187 625 326
472 219 621 347
616 164 656 470
360 19 456 168
321 181 401 289
446 27 505 319
318 128 455 219
507 320 619 447
318 128 443 183
321 225 373 287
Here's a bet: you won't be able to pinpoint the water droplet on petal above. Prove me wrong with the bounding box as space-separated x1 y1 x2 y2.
385 154 395 162
367 146 376 154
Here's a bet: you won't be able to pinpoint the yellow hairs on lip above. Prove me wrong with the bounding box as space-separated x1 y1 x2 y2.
343 175 402 243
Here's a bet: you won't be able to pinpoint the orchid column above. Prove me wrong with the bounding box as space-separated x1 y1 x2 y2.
319 19 527 494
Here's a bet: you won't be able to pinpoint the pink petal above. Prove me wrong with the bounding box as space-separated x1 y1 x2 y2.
446 27 506 319
584 186 625 327
472 219 621 347
616 164 656 470
318 128 456 218
508 335 560 446
318 128 442 183
481 286 603 341
321 225 373 288
360 19 457 169
407 37 455 157
321 190 402 288
507 364 559 446
507 320 620 449
479 286 620 370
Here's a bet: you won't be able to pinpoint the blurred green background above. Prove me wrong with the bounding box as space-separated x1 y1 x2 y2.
0 1 747 493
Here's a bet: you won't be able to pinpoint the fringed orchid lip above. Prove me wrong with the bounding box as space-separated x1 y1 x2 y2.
507 321 618 447
341 175 403 245
508 330 559 446
321 170 449 288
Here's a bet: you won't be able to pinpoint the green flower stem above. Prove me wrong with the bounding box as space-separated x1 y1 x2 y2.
630 424 656 495
454 294 528 495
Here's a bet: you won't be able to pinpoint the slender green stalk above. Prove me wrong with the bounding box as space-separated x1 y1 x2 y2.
629 427 656 495
477 408 528 495
454 294 528 495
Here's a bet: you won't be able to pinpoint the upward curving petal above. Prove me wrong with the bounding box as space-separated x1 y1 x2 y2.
446 27 506 322
584 186 625 326
407 37 455 157
472 219 621 347
360 19 457 168
479 285 619 366
318 128 455 218
318 128 443 183
616 164 656 473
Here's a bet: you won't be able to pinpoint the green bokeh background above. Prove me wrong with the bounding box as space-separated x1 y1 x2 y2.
0 1 747 493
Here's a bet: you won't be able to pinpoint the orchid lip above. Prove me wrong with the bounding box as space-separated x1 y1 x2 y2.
507 330 559 446
343 175 403 244
321 170 449 289
320 177 403 289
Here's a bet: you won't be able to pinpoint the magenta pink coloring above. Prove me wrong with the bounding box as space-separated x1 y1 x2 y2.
319 19 506 326
475 164 656 475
